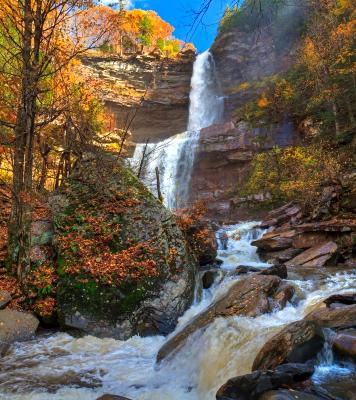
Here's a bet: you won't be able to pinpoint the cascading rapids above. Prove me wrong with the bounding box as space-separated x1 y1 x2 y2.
130 50 223 209
0 223 355 400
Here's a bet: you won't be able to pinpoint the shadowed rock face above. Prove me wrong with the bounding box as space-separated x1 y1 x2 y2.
216 363 315 400
252 320 324 371
78 54 194 142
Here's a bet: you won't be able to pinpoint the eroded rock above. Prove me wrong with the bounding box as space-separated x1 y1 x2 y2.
285 241 338 268
305 304 356 330
252 320 324 371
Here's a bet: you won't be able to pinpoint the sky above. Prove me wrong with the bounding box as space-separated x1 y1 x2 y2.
119 1 230 52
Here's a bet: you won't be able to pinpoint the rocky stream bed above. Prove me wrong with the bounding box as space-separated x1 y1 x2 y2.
0 222 355 400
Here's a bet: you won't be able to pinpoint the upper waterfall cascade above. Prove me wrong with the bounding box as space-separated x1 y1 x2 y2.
130 50 224 208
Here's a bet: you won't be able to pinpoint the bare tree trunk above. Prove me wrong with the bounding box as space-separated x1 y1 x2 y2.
37 145 50 191
331 100 341 137
8 0 37 281
155 166 163 203
137 138 149 178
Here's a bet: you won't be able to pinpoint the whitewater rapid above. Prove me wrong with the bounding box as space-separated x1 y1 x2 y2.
0 222 355 400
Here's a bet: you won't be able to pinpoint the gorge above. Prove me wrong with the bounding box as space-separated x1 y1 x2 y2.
0 2 355 400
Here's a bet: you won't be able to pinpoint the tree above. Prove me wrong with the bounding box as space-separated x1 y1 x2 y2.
0 0 108 281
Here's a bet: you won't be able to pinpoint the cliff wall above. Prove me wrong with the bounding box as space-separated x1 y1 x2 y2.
78 53 194 142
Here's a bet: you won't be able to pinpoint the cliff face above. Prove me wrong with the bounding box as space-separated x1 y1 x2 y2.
190 11 305 221
211 26 294 121
78 53 194 142
190 120 300 221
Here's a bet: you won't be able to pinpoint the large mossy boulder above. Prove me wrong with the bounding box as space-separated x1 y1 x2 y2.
51 151 198 339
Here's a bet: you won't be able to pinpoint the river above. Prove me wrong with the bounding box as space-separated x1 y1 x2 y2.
0 222 355 400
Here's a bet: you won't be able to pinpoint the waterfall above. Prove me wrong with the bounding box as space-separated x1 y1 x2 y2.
130 50 223 209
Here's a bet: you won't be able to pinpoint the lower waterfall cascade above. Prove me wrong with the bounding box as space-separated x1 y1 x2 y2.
0 222 355 400
130 50 224 209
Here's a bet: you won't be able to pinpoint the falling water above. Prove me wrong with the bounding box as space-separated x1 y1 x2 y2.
130 50 223 208
0 223 355 400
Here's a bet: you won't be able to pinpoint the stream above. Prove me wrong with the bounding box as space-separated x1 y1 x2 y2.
0 222 355 400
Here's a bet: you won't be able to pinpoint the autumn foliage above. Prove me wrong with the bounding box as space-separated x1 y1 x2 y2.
81 6 194 57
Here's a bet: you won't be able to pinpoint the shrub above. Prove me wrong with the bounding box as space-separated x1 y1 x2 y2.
241 144 343 207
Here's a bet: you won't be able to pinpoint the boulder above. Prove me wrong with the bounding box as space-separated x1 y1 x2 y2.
285 241 338 268
252 320 324 371
202 270 218 289
0 309 39 355
191 224 217 266
234 265 261 275
0 290 11 309
157 275 293 362
305 304 356 330
52 151 198 340
323 293 356 308
252 230 296 252
258 265 288 280
333 332 356 358
216 363 314 400
271 283 295 309
261 248 303 265
259 390 323 400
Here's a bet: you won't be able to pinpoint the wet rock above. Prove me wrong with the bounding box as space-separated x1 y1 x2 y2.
285 241 338 268
258 265 288 280
216 363 314 400
157 275 292 362
97 395 132 400
234 265 261 275
252 230 296 252
202 270 218 289
333 332 356 358
259 390 323 400
262 248 303 265
0 290 11 309
271 283 295 310
323 293 356 308
315 370 356 400
305 304 356 330
0 310 39 355
252 320 324 371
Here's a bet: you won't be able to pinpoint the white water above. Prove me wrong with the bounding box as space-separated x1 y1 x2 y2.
1 223 355 400
130 51 223 208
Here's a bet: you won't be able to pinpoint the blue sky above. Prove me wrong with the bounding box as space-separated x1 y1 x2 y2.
127 1 229 52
